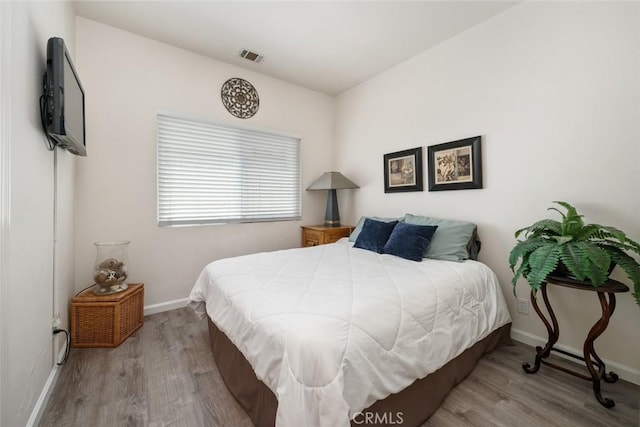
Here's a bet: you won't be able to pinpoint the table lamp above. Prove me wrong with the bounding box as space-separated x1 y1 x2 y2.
307 171 359 227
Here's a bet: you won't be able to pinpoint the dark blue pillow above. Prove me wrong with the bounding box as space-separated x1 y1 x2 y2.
354 218 399 253
383 222 438 261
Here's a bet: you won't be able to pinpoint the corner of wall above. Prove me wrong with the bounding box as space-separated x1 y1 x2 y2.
0 3 12 424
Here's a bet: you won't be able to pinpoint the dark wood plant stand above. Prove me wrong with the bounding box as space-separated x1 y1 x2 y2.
522 275 629 408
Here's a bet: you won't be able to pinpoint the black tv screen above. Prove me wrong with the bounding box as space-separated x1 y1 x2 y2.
43 37 86 156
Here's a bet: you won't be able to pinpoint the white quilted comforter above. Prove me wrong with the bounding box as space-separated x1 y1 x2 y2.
189 238 511 427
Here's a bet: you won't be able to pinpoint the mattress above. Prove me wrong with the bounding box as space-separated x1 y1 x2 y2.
189 238 511 427
206 318 512 427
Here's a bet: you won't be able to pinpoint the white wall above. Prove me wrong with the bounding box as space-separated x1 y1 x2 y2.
0 5 8 425
74 18 334 308
0 1 77 426
335 2 640 378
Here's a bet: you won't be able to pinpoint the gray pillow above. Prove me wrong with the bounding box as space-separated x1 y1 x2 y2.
349 216 400 242
403 213 478 261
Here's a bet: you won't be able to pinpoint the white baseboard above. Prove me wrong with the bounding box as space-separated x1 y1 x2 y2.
510 327 640 386
26 345 66 427
144 297 189 316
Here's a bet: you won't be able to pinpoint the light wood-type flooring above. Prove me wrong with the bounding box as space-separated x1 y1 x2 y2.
40 308 639 426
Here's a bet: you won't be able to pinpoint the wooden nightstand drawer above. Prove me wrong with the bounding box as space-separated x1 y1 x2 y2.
301 225 353 247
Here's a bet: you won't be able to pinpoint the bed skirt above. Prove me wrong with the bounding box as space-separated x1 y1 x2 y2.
208 318 512 427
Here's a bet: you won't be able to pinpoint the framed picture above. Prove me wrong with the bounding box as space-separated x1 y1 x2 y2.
427 136 482 191
383 147 423 193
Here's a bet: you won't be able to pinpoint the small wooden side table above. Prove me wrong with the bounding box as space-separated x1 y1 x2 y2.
522 275 628 408
71 283 144 348
301 225 353 247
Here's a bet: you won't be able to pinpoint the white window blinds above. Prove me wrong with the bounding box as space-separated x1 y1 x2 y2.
157 113 301 226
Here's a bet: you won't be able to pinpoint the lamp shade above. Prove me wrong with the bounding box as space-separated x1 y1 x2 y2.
306 171 359 190
306 172 358 227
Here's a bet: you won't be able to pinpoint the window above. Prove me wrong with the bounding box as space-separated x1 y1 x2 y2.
157 113 301 226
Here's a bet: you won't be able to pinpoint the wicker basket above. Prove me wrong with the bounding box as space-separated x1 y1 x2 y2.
71 283 144 348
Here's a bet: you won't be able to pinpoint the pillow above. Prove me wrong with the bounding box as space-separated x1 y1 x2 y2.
383 222 438 262
353 218 399 253
349 216 400 242
403 213 478 261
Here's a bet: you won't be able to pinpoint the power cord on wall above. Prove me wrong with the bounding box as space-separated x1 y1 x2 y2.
75 283 96 296
39 93 56 151
52 328 70 365
42 73 68 366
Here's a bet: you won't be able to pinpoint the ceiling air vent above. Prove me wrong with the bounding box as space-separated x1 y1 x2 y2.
239 49 264 63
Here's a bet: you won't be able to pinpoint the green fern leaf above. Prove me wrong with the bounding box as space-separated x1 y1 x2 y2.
580 242 611 272
621 235 640 255
550 201 584 236
596 226 640 254
511 261 532 296
515 219 562 239
563 217 585 237
574 224 602 241
577 224 640 255
512 248 534 283
593 224 626 242
559 242 587 281
583 262 609 286
596 240 640 256
585 227 627 245
508 238 546 269
552 236 574 244
609 249 640 305
527 245 562 288
552 200 577 214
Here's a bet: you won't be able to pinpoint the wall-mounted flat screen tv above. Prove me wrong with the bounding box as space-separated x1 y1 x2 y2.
42 37 86 156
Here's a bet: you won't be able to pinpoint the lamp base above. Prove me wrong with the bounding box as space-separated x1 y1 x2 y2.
324 189 341 227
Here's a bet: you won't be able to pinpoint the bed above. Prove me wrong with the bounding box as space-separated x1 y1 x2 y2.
189 216 512 426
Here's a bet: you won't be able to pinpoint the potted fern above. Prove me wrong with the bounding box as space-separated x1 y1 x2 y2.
509 201 640 307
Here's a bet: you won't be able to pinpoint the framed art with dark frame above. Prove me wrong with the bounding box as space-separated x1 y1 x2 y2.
383 147 423 193
427 136 482 191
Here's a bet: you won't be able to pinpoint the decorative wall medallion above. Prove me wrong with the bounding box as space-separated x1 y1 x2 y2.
221 78 260 119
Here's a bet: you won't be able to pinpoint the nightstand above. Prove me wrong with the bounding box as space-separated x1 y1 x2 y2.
301 225 353 247
70 283 144 348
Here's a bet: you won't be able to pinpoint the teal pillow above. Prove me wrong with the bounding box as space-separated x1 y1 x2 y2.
403 213 477 261
354 218 399 254
383 222 438 261
349 216 400 242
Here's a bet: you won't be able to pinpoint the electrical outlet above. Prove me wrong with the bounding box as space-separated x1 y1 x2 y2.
52 314 61 331
517 298 529 315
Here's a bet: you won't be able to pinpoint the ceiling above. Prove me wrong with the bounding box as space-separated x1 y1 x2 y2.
73 1 518 95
